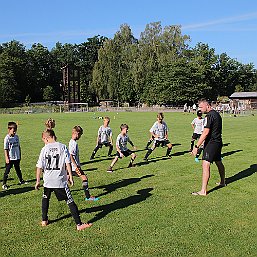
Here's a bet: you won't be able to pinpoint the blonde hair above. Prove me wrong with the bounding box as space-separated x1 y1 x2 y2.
45 118 56 130
157 113 164 120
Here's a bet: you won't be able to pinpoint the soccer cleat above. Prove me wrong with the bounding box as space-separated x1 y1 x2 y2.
77 223 93 231
90 156 94 160
2 184 8 190
107 167 113 173
19 180 28 185
194 157 200 163
41 220 49 227
85 196 99 201
166 154 172 158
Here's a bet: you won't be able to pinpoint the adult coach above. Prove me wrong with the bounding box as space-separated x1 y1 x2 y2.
192 99 226 196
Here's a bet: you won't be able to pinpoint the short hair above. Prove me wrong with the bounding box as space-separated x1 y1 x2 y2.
45 118 55 129
157 113 164 119
73 125 83 134
120 124 129 130
8 122 17 130
198 98 212 105
197 110 202 117
104 116 110 122
42 129 56 139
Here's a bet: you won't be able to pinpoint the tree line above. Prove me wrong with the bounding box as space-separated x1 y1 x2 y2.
0 22 256 107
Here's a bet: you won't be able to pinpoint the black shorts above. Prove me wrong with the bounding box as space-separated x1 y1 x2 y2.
202 142 222 163
116 149 133 158
154 139 170 147
192 133 201 140
43 186 74 203
98 142 112 148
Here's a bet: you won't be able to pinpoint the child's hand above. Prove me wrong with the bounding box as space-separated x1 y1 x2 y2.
68 177 74 187
119 152 124 158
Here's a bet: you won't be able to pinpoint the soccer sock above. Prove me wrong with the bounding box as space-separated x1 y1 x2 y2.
42 196 50 221
68 201 82 225
166 147 172 156
146 139 153 148
91 145 100 158
190 140 194 151
108 145 113 156
82 180 91 199
145 149 153 159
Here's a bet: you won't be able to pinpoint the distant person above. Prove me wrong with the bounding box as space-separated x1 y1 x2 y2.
90 117 113 159
183 103 187 112
192 103 197 114
35 129 92 230
192 99 226 196
69 126 98 201
190 110 204 162
144 113 172 160
2 122 27 190
107 124 136 173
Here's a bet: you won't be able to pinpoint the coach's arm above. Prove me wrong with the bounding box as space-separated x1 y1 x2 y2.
192 127 210 157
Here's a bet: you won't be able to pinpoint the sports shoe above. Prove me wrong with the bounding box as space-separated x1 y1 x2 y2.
41 220 49 227
85 196 99 201
166 154 172 158
2 184 8 190
90 156 94 160
127 162 135 168
77 223 92 231
194 157 200 163
19 180 28 185
107 167 113 173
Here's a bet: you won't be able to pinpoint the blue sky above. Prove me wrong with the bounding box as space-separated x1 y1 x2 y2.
1 0 257 66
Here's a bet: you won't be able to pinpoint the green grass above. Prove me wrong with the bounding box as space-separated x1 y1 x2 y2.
0 111 257 257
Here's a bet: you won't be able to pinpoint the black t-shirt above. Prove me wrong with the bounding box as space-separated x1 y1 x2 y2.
204 109 222 144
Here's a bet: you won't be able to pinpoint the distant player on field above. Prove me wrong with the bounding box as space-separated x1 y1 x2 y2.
144 113 172 160
90 117 113 159
2 122 27 190
35 129 92 230
69 126 99 201
107 124 136 173
190 110 204 162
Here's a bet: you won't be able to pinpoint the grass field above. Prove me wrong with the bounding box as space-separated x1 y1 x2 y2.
0 111 256 257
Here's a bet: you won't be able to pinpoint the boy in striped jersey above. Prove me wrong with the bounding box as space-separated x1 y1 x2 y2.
144 113 172 160
35 129 92 230
90 117 113 159
107 124 136 173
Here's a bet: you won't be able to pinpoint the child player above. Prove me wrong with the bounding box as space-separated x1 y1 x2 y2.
144 113 172 160
90 117 113 159
2 122 27 190
69 126 99 201
107 124 136 173
190 110 204 162
35 129 92 230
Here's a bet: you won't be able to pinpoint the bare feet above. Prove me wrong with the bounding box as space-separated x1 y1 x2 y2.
191 191 207 196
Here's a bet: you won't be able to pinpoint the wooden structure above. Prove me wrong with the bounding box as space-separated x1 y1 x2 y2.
229 92 257 110
61 64 80 103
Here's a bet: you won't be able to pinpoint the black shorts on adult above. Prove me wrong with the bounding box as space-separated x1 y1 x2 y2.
43 186 74 202
202 142 222 163
154 139 170 147
192 133 201 140
116 149 133 158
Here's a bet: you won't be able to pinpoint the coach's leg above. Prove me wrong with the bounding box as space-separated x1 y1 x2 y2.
193 160 210 196
215 161 226 185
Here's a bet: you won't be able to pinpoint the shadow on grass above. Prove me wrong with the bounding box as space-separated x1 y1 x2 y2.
221 149 243 158
91 174 154 197
0 186 35 197
208 164 257 194
50 187 153 224
80 156 113 166
134 156 171 167
222 143 230 147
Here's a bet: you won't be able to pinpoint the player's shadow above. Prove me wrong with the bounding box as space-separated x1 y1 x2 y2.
134 156 171 167
172 150 190 156
172 143 182 147
208 164 257 194
80 156 113 165
222 143 230 147
0 186 35 197
221 149 242 158
0 178 14 183
91 174 154 197
86 187 153 223
50 187 153 224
